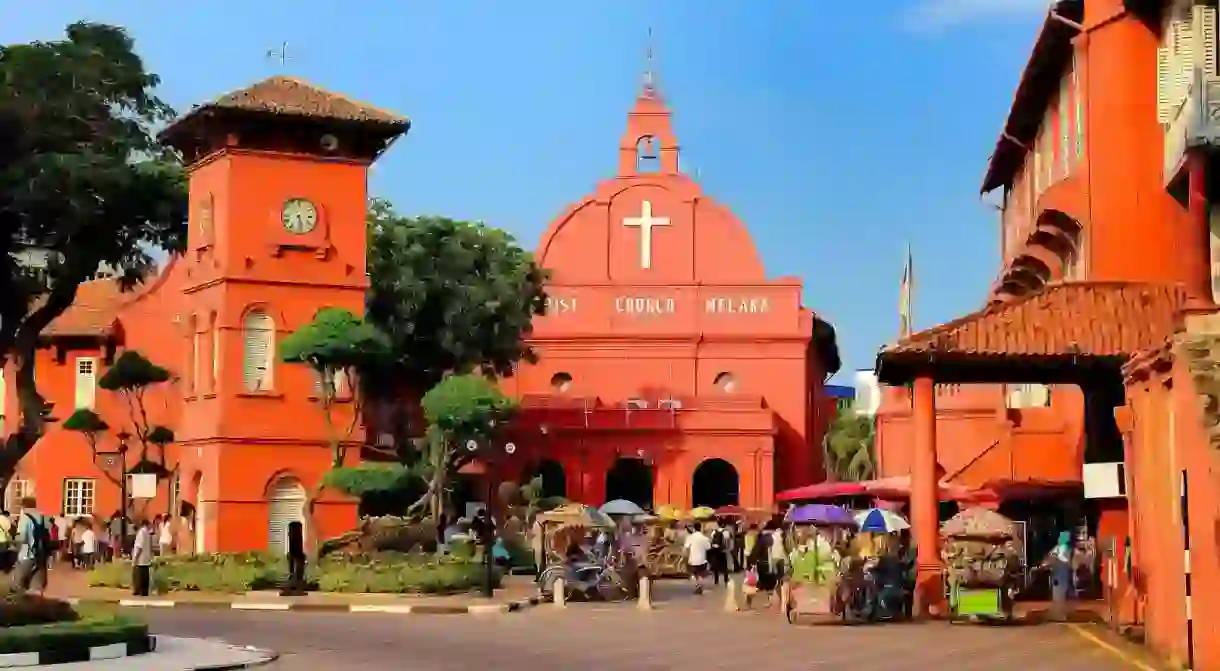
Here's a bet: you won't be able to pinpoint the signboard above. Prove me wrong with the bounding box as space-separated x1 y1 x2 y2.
129 473 158 499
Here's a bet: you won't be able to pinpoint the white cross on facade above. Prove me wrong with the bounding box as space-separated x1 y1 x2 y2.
623 201 669 269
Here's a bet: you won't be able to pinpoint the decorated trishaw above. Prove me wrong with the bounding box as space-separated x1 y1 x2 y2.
782 504 855 624
940 507 1023 623
535 504 636 601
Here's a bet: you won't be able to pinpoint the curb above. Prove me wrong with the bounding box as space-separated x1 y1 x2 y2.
65 594 547 615
0 635 155 668
182 645 279 671
1068 624 1166 671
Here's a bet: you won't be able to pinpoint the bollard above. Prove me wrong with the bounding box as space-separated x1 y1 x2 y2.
637 575 653 610
553 578 567 608
724 575 743 612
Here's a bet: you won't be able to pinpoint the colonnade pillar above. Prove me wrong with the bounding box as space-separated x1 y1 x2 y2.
911 375 943 617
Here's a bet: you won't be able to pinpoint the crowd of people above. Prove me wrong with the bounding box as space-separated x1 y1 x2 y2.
0 496 175 596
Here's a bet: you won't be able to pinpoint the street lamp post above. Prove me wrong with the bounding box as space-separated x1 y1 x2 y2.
467 435 516 599
95 432 130 557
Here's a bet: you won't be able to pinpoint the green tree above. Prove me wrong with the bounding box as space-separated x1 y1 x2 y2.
823 408 876 482
411 374 517 519
280 308 391 540
63 351 177 506
0 23 187 493
363 200 547 448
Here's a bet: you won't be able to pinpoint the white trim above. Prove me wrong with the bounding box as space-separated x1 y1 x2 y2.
231 602 291 611
1185 548 1192 574
1186 593 1192 620
88 642 128 660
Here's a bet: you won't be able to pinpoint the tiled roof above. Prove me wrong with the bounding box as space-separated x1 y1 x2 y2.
881 281 1184 360
186 76 407 127
43 279 125 337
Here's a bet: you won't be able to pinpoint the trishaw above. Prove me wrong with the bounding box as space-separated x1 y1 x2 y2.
940 507 1023 623
534 504 635 602
780 504 856 624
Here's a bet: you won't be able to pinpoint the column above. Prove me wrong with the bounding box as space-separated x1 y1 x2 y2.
911 375 942 617
1186 153 1215 310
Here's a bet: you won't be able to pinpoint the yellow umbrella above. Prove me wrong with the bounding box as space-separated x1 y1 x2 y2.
690 507 715 520
656 505 685 520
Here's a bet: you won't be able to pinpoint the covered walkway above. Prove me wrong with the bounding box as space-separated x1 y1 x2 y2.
874 281 1183 616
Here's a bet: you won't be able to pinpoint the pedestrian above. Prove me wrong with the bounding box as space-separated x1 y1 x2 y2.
0 510 13 572
1043 531 1073 622
11 497 51 594
80 522 97 570
282 521 307 596
683 522 711 595
158 515 174 557
708 523 729 585
131 519 153 597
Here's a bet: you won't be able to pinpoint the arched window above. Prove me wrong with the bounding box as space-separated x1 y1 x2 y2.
242 310 275 392
636 135 660 173
550 372 573 393
713 372 737 393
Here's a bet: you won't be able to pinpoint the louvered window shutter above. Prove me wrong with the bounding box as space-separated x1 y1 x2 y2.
242 311 274 392
1175 8 1195 107
75 357 97 409
1198 3 1218 77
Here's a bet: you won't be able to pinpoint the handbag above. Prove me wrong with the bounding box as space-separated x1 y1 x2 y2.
745 567 759 587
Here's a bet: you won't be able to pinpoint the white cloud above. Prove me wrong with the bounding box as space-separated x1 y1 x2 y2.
901 0 1051 32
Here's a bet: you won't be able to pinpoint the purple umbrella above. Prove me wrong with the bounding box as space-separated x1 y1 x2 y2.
785 504 856 526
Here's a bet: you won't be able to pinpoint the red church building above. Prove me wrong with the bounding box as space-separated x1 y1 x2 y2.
497 76 840 512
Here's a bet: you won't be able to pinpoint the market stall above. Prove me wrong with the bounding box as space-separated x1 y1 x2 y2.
782 504 855 624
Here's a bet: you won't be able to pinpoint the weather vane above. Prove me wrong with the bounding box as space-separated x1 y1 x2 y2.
643 28 656 92
266 41 290 67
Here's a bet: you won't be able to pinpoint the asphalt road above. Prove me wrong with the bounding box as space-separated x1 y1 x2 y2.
142 600 1133 671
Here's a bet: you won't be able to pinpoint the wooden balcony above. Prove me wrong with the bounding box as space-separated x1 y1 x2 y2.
1164 68 1220 186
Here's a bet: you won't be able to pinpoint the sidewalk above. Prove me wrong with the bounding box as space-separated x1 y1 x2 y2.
44 569 546 615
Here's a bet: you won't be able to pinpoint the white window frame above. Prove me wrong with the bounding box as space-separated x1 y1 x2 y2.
242 311 276 392
74 357 98 409
5 479 31 512
62 478 96 518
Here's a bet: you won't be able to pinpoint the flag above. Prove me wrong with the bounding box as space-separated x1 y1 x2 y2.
899 244 913 338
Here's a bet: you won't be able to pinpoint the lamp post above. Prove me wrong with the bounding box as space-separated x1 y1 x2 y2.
94 431 130 556
466 434 516 599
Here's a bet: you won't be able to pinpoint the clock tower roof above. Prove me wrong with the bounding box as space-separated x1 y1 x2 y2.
160 76 410 163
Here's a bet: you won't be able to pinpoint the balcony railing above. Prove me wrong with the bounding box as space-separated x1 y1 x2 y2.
1164 68 1220 185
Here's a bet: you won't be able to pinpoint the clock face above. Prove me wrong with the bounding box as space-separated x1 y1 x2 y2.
281 198 318 234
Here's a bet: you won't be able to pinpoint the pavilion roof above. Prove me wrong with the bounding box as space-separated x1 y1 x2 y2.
876 281 1185 384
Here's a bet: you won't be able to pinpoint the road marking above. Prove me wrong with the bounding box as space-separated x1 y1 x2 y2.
1068 624 1160 671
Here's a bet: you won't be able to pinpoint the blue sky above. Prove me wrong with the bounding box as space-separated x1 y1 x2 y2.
3 0 1048 379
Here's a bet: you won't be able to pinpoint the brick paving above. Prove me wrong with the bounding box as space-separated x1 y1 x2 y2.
139 589 1133 671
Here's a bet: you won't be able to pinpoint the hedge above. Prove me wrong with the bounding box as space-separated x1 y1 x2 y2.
0 614 150 655
88 550 502 595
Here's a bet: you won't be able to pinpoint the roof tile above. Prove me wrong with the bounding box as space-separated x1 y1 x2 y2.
43 279 124 337
882 281 1184 359
197 76 407 126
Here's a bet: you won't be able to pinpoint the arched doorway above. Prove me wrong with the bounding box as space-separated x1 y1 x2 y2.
267 477 306 557
523 459 567 500
604 458 653 508
691 458 739 509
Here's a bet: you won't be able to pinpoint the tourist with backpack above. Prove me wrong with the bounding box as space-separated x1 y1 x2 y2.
12 497 51 594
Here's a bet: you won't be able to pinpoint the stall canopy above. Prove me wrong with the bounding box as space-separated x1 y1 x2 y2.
776 476 1080 505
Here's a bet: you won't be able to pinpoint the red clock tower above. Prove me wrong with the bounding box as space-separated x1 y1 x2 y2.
160 76 409 552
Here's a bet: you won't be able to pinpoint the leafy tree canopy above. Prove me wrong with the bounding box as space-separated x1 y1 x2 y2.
0 22 185 482
98 350 171 391
63 408 108 434
365 201 548 395
280 307 389 372
824 408 876 483
420 373 517 441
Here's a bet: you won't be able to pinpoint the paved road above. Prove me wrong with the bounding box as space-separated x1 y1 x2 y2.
141 596 1132 671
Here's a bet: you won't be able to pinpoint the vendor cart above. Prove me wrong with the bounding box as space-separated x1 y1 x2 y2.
941 507 1022 623
781 504 855 624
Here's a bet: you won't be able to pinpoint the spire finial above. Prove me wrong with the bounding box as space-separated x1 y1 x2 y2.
642 28 656 97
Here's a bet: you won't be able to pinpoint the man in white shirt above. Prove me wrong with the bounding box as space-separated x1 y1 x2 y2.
131 519 154 597
683 523 712 595
80 524 97 569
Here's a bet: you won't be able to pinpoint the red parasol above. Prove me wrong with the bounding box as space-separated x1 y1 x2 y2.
714 505 746 517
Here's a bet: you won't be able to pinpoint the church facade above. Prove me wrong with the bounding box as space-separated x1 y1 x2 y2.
496 79 839 511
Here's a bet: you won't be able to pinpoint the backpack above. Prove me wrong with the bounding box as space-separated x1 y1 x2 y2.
25 514 51 562
710 529 724 551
